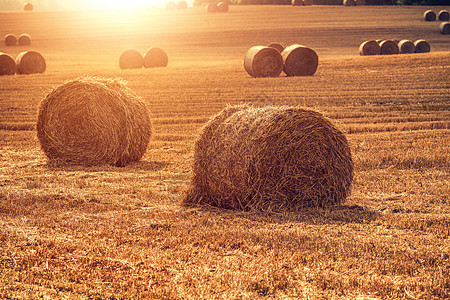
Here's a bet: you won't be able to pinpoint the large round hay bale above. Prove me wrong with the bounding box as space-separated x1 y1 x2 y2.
15 51 46 74
18 33 31 46
359 40 381 56
292 0 302 6
397 40 415 54
0 53 16 76
143 47 168 68
267 42 284 53
303 0 313 5
183 105 354 212
282 44 318 76
379 40 399 55
423 10 436 21
217 2 228 12
4 34 17 46
343 0 356 6
36 76 152 167
440 22 450 34
414 39 430 53
438 10 449 21
207 2 218 12
24 2 33 11
119 49 144 69
244 46 283 78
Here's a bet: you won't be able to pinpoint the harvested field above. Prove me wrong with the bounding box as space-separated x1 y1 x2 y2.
0 5 449 299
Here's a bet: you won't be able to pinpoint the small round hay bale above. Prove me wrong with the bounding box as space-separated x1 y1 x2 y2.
282 44 318 76
0 53 16 76
207 2 218 12
119 49 144 69
244 46 283 78
143 47 168 68
438 10 449 21
217 2 229 12
18 33 31 46
423 10 436 21
166 1 176 9
4 34 17 46
414 39 431 53
176 0 188 9
267 42 284 53
15 51 46 74
379 40 399 55
36 76 152 167
440 22 450 34
24 2 33 11
183 105 354 211
343 0 356 6
398 39 415 54
359 40 381 56
292 0 302 6
356 0 365 5
303 0 313 5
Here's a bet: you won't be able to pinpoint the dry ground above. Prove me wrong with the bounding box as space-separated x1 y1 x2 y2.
0 5 449 299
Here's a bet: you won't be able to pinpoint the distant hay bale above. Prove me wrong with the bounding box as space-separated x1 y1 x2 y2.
398 40 415 54
4 34 17 46
183 104 354 212
267 42 284 53
356 0 365 5
359 40 381 56
282 44 318 76
15 51 46 74
18 33 31 46
217 2 229 12
438 10 449 21
143 47 168 68
24 2 33 11
379 40 399 55
244 46 283 78
119 49 144 69
166 1 176 9
303 0 313 5
440 22 450 34
36 76 152 167
292 0 302 6
343 0 356 6
423 10 436 22
414 39 430 53
176 0 188 9
0 53 16 76
207 2 218 12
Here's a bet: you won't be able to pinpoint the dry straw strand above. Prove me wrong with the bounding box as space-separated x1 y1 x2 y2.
359 40 381 56
282 44 318 76
398 40 415 54
36 76 152 167
18 33 31 46
0 53 16 76
184 104 354 212
438 10 449 21
119 49 144 69
143 47 168 68
4 34 17 46
15 51 46 74
414 39 430 53
423 10 436 21
244 46 283 78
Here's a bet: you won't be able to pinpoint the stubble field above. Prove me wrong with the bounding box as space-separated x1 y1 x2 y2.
0 4 449 299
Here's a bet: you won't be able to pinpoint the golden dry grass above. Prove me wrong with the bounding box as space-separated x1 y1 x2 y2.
0 5 449 299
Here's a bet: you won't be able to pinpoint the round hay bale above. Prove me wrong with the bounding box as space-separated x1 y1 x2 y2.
292 0 302 6
356 0 365 5
440 22 450 34
423 10 436 22
343 0 356 6
36 76 152 167
15 51 46 74
282 44 318 76
183 104 354 212
359 40 381 56
398 39 415 54
24 2 33 11
166 1 176 9
176 0 188 9
244 46 283 78
119 49 144 69
0 53 16 76
414 39 431 53
379 40 399 55
18 33 31 46
4 34 17 46
267 42 284 53
438 10 449 21
303 0 313 5
207 2 218 12
217 2 228 12
143 47 168 68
